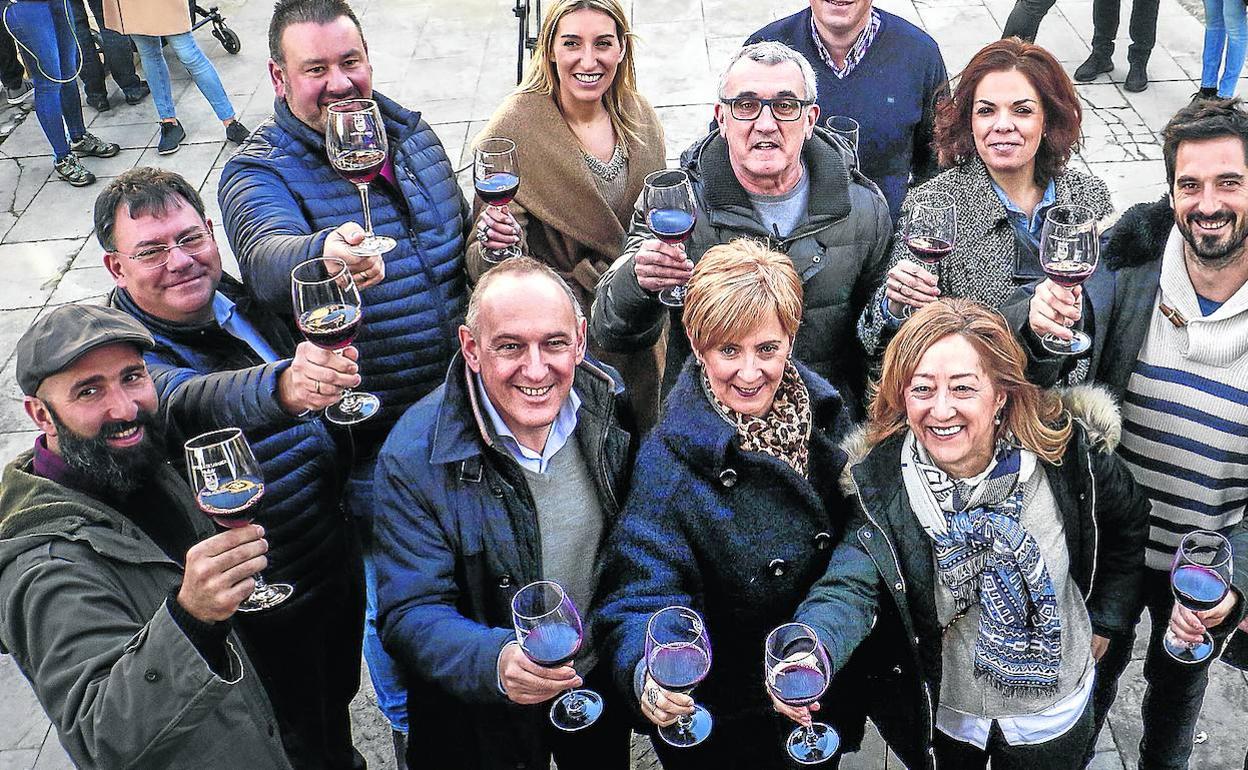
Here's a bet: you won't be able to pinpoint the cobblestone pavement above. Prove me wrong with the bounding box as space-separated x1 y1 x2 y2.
0 0 1243 767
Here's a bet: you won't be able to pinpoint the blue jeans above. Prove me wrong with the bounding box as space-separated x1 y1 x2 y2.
131 31 234 122
2 0 85 159
1203 0 1248 97
347 461 410 734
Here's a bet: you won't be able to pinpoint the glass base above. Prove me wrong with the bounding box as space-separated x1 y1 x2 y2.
658 285 686 308
237 580 293 612
550 689 604 732
1040 330 1092 356
658 705 712 747
481 244 522 265
787 723 840 765
325 391 381 426
348 235 396 257
1164 630 1215 665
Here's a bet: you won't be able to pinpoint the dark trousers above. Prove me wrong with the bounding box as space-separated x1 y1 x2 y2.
546 668 632 770
650 707 838 770
1090 0 1161 63
68 0 140 98
1087 569 1217 770
1002 0 1057 41
0 24 24 90
932 699 1094 770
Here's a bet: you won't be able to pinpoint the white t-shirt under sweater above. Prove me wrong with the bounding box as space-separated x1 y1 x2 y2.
1118 227 1248 572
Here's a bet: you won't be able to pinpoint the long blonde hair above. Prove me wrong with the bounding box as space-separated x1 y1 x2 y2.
868 299 1071 463
517 0 645 146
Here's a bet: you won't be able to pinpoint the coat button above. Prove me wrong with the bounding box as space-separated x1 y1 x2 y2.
768 559 788 577
813 532 832 550
895 582 904 591
1079 493 1087 501
892 665 903 675
719 468 737 487
498 574 513 588
863 530 873 539
490 487 504 498
144 669 160 682
913 636 920 645
813 255 821 263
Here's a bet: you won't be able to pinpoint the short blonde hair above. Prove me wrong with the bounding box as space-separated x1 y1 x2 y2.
683 239 803 354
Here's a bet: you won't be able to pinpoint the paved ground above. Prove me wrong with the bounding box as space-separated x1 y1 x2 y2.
0 0 1244 767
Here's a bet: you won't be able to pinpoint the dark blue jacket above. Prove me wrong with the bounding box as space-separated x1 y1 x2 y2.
594 359 853 768
373 354 633 770
219 92 469 452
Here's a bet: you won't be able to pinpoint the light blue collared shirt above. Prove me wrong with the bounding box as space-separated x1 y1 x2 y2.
475 374 581 474
991 177 1057 247
212 292 281 363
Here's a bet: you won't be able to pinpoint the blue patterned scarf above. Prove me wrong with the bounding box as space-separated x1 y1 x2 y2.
907 437 1062 696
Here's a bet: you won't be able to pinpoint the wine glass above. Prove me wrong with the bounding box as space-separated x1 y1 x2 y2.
765 623 839 765
474 137 523 264
511 580 604 731
900 190 957 318
1164 530 1233 664
646 605 713 747
643 169 697 308
291 257 381 425
825 116 859 168
326 98 396 256
1039 204 1100 356
184 428 293 611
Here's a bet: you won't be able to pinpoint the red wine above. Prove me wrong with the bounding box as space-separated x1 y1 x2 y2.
771 664 826 706
1043 259 1096 288
196 476 264 528
649 645 709 693
1173 565 1228 612
520 622 582 667
333 148 385 185
298 304 362 350
647 208 696 245
906 235 953 265
476 173 520 206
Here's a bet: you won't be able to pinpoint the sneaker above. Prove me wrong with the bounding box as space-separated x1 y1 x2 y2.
1074 53 1113 82
54 153 96 187
225 119 250 145
1124 62 1149 93
86 93 111 113
123 81 150 105
71 131 121 158
158 120 185 155
4 79 33 105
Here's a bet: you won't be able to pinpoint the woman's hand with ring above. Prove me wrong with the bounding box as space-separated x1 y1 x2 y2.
884 259 939 317
476 205 521 251
640 673 693 727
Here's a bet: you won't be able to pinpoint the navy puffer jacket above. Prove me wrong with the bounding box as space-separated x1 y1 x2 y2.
219 93 470 451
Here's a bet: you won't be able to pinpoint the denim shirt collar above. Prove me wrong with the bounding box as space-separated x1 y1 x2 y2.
990 177 1057 240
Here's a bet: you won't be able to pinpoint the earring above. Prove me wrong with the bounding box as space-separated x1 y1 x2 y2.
994 410 1003 426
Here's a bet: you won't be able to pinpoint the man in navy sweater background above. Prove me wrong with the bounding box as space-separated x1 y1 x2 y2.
745 0 948 221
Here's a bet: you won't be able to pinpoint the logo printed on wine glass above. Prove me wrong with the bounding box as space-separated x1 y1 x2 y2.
351 113 368 136
681 609 703 637
202 466 219 492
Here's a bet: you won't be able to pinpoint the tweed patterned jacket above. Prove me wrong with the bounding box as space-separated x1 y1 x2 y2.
859 157 1112 355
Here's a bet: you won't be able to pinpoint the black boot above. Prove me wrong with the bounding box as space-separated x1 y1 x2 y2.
392 729 408 770
1124 61 1149 92
1074 51 1113 82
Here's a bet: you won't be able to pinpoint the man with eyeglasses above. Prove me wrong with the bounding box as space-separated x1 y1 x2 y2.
591 40 891 417
99 166 367 770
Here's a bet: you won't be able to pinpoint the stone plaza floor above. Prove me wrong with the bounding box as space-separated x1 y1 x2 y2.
0 0 1245 767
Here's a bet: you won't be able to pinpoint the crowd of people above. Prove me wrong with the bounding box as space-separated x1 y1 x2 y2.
0 0 1246 769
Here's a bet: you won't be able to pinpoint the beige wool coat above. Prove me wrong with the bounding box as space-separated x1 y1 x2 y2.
102 0 192 36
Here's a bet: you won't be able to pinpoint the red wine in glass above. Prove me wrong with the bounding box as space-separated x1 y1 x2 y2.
900 191 956 318
643 170 697 308
646 606 713 747
905 235 953 267
772 664 827 705
649 644 710 694
474 138 522 263
475 172 520 207
196 475 265 529
511 581 604 732
326 99 396 256
1039 204 1099 356
647 208 696 246
1173 565 1229 613
1042 258 1097 288
765 623 838 765
520 621 582 667
1164 530 1233 664
297 303 362 351
332 148 385 185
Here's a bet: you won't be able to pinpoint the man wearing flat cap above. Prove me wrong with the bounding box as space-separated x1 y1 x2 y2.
0 304 293 769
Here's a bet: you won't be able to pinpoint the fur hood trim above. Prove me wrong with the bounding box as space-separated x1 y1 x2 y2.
836 384 1121 495
1105 195 1173 270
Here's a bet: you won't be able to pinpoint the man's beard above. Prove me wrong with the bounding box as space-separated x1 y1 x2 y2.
48 407 166 496
1178 208 1248 268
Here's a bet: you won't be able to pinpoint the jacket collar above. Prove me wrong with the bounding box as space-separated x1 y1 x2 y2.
110 274 252 341
271 90 422 157
1104 195 1174 270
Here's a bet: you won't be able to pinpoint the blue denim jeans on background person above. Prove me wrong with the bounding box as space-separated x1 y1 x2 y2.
1203 0 1248 97
2 0 85 159
131 31 235 122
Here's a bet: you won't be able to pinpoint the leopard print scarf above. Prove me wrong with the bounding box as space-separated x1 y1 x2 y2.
701 360 812 477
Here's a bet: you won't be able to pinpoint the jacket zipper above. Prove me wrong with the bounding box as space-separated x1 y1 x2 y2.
1083 446 1099 600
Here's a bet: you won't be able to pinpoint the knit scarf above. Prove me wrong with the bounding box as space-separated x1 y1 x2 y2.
902 432 1062 696
701 360 812 477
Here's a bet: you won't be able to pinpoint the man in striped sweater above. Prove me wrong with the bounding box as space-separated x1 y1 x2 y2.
1019 98 1248 769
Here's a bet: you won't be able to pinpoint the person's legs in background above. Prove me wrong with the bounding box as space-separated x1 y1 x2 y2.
129 33 188 154
161 31 249 144
1122 0 1161 90
1076 0 1122 81
84 0 146 103
1216 0 1248 97
67 0 110 112
0 20 32 104
1001 0 1058 42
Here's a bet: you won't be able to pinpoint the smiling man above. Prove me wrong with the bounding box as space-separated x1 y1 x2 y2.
1012 98 1248 769
592 41 891 417
373 257 635 770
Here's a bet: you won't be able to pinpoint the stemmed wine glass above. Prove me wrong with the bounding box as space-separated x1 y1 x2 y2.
646 605 713 747
825 116 859 168
184 428 293 611
1039 203 1100 356
474 137 523 264
900 190 957 318
1164 530 1233 664
291 257 381 425
326 98 396 256
765 623 839 765
643 169 697 308
511 580 604 731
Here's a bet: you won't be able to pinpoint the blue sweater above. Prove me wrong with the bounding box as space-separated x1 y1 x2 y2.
746 8 947 221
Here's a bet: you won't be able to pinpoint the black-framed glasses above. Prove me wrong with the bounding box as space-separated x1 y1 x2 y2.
720 96 813 122
112 229 214 269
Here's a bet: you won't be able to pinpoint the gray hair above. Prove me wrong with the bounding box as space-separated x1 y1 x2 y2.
465 256 583 334
717 41 818 103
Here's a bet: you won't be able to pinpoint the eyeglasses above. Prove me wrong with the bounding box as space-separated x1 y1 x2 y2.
112 229 214 269
720 96 813 122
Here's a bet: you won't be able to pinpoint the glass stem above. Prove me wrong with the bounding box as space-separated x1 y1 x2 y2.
333 349 357 409
564 689 585 714
356 183 373 236
676 714 694 734
254 572 270 589
803 725 818 746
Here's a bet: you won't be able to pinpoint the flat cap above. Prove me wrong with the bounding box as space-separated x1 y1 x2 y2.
15 304 155 396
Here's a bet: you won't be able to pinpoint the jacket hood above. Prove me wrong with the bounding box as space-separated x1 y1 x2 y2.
1105 195 1173 270
837 384 1121 495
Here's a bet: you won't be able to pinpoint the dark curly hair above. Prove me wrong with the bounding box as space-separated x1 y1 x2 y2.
1162 98 1248 187
933 38 1082 185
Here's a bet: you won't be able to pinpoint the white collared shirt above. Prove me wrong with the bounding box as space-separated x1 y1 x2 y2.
475 374 581 474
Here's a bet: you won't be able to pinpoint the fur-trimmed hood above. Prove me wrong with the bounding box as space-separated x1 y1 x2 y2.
837 384 1121 495
1105 195 1174 270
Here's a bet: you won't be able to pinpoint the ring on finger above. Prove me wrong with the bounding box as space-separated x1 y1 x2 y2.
646 687 659 708
315 380 322 395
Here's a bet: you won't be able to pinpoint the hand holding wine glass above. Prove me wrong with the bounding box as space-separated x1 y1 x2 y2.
1164 530 1233 664
765 623 839 765
275 340 361 416
326 99 396 257
1039 204 1099 356
642 169 697 307
511 580 605 731
177 524 270 622
646 605 713 747
894 190 956 318
323 222 386 290
474 138 523 263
